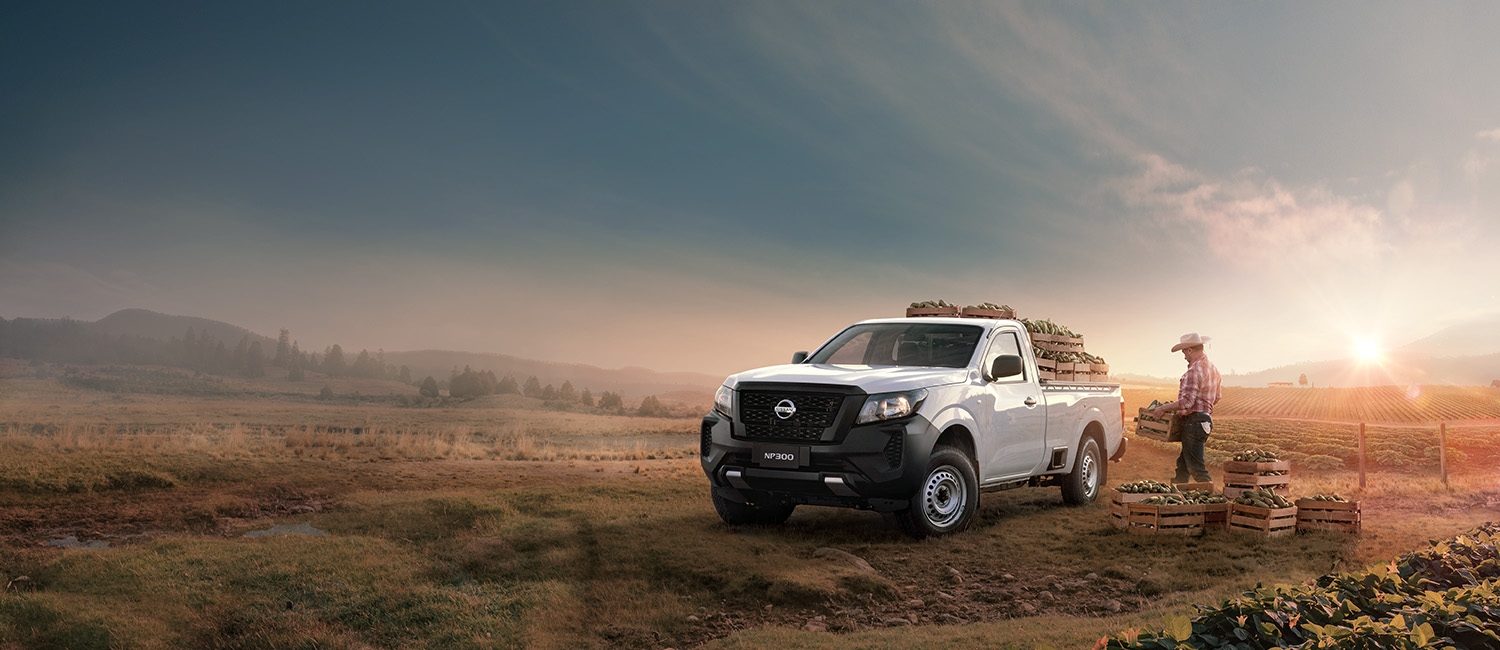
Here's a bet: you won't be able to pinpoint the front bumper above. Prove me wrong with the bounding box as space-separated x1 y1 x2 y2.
698 411 941 512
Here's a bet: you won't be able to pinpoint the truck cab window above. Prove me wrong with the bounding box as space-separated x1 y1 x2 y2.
985 330 1026 382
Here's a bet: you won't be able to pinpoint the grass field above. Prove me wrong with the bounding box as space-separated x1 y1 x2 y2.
2 371 1498 648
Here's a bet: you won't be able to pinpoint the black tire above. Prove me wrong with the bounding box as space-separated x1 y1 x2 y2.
1062 436 1104 505
711 490 795 526
894 446 979 539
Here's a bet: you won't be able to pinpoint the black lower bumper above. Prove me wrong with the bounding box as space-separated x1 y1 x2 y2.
699 411 941 512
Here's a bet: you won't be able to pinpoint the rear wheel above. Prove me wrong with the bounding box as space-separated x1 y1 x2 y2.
1062 436 1104 505
894 446 979 538
711 490 795 525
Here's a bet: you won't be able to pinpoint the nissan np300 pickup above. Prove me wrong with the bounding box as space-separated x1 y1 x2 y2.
700 317 1126 538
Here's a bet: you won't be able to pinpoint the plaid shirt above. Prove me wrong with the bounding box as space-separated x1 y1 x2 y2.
1173 356 1222 416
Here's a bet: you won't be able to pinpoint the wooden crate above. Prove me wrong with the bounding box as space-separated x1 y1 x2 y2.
1174 481 1215 493
1224 460 1291 498
1055 362 1076 374
1038 370 1056 381
1036 357 1057 372
1229 503 1298 538
1109 491 1156 528
961 306 1015 319
1055 370 1077 382
1224 484 1289 499
906 306 958 317
1090 363 1109 375
1223 460 1291 474
1124 503 1205 536
1134 408 1181 441
1201 502 1230 529
1296 499 1361 534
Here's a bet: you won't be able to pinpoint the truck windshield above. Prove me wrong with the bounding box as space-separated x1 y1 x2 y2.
807 323 984 368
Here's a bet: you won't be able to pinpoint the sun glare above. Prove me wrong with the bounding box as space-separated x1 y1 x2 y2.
1353 336 1383 364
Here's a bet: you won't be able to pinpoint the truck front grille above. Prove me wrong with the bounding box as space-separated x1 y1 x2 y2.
743 423 824 441
738 390 846 441
700 420 713 457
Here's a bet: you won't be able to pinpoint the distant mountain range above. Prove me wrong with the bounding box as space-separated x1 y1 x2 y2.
19 308 721 399
1225 314 1500 387
8 308 1499 390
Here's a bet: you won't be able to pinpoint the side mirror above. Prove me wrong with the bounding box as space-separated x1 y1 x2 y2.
791 351 809 364
990 354 1024 380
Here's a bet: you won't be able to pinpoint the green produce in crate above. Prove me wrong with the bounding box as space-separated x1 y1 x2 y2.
1307 493 1348 502
1232 449 1281 463
1179 490 1227 504
967 302 1012 312
1139 494 1189 505
909 299 955 309
1233 487 1292 509
1115 479 1176 494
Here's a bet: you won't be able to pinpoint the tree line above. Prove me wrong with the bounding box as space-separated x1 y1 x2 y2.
0 318 678 416
426 365 669 416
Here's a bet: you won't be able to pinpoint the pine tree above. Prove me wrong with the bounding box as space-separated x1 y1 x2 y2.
541 383 558 400
233 336 249 372
559 381 577 402
497 376 520 394
274 329 291 367
419 376 440 398
398 365 412 384
288 357 305 382
579 388 594 407
597 391 624 413
245 341 266 377
324 344 346 376
636 395 670 417
523 376 542 398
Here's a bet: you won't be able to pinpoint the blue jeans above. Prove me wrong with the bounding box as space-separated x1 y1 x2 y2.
1174 412 1212 483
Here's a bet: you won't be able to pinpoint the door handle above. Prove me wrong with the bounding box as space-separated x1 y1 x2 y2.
1023 397 1037 407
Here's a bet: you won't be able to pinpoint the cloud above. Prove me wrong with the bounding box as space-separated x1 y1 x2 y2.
1477 128 1500 143
1117 153 1389 267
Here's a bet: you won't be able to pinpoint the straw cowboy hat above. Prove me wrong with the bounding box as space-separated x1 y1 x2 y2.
1170 332 1212 352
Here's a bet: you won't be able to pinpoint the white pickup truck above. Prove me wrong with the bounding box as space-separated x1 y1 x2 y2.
700 317 1127 538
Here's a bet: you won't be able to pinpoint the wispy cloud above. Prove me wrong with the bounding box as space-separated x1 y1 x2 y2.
1477 128 1500 142
1115 154 1390 267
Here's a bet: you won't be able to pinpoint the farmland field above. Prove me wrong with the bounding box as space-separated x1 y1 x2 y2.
2 370 1499 648
1126 385 1500 424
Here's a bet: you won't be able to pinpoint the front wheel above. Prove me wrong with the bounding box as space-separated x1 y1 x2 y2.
1061 436 1104 505
711 490 795 526
894 446 979 538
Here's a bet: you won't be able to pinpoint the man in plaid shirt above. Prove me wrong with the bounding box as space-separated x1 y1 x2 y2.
1150 333 1221 483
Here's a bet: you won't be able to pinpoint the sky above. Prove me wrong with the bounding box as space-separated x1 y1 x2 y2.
3 2 1500 378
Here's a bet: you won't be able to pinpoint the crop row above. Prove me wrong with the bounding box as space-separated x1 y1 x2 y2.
1132 418 1500 472
1212 386 1500 423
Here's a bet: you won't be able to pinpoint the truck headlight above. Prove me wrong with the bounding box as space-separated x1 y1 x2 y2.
714 385 734 417
856 388 927 424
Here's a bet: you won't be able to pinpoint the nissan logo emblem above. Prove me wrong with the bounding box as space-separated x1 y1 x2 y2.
774 399 797 420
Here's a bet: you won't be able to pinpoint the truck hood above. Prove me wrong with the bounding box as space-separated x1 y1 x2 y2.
724 364 970 394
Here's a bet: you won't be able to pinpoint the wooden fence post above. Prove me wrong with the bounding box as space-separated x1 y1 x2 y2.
1357 422 1367 490
1439 422 1448 489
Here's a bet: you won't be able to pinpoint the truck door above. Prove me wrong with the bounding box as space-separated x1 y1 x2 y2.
976 328 1047 480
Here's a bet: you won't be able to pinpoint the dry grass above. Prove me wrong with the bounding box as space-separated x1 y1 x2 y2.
0 374 1497 648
